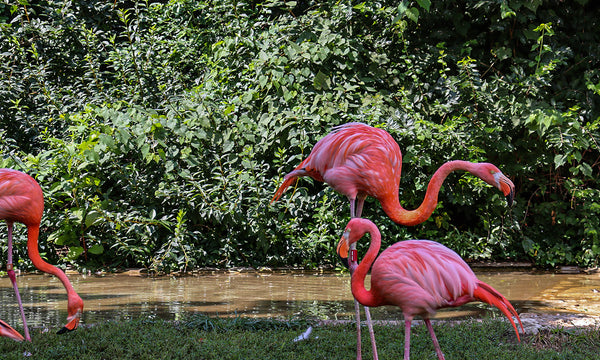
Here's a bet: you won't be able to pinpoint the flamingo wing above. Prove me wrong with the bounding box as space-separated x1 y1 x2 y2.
371 240 478 317
307 123 402 199
271 123 402 203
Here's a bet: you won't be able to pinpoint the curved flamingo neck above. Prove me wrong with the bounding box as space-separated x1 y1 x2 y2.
382 160 477 226
26 225 76 294
350 222 383 308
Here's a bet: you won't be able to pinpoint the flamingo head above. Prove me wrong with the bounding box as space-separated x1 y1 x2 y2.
57 292 84 334
0 319 24 342
336 218 368 271
474 163 515 207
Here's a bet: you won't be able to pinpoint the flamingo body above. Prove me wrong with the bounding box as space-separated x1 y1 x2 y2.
272 122 401 218
0 169 44 226
370 240 477 313
0 168 83 340
338 218 523 360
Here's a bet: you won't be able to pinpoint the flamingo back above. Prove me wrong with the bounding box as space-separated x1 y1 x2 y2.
303 123 402 200
0 169 44 226
371 240 477 318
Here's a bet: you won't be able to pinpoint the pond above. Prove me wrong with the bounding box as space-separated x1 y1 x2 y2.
1 269 599 329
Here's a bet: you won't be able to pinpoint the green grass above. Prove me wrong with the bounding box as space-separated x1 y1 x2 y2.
1 315 599 359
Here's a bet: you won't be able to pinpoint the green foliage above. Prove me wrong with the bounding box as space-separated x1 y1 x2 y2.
0 0 598 270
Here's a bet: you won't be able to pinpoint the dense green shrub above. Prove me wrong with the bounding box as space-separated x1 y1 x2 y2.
0 0 598 271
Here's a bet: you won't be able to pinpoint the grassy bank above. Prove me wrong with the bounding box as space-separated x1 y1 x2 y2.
0 315 598 359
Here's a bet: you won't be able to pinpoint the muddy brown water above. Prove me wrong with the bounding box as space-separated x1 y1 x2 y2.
1 269 599 328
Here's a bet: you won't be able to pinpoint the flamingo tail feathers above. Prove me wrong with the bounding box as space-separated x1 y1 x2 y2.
473 280 524 342
270 175 299 203
270 159 310 204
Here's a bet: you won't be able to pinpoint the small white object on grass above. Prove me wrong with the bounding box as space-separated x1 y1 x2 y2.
292 326 313 342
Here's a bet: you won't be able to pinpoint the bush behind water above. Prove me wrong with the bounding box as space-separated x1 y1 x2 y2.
0 0 598 271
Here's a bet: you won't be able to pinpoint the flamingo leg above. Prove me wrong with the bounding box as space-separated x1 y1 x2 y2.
364 305 378 360
354 298 363 360
6 223 31 341
355 194 367 220
351 194 379 360
424 319 445 360
404 319 411 360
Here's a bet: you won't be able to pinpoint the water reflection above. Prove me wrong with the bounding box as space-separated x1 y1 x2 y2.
1 269 599 328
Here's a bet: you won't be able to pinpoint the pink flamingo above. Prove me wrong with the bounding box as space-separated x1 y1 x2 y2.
271 122 515 359
271 122 515 225
337 218 524 360
0 168 84 341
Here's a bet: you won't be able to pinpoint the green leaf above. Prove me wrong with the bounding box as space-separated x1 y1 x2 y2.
65 246 84 261
416 0 431 12
500 2 515 19
397 1 409 15
313 70 330 90
85 210 103 228
53 232 75 246
72 208 84 222
495 47 512 61
580 163 593 177
405 7 419 23
99 133 115 148
553 154 566 168
88 244 105 255
223 104 235 116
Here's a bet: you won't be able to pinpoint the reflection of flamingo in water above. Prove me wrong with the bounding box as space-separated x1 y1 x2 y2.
0 168 84 341
271 122 516 358
0 319 24 341
337 218 524 360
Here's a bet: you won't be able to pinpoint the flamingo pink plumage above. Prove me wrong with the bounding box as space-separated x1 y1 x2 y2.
0 168 83 340
0 319 24 341
271 122 515 224
337 218 524 360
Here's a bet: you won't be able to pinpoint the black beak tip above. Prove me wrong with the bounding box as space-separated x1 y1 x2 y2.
57 326 73 335
506 188 515 207
339 255 349 269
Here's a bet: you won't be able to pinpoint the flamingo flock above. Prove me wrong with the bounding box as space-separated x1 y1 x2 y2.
0 122 521 359
271 122 522 359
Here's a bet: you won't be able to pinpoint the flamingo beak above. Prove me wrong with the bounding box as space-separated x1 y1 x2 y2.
57 296 83 334
498 173 515 207
337 232 350 268
492 171 515 207
58 308 82 334
0 320 24 342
